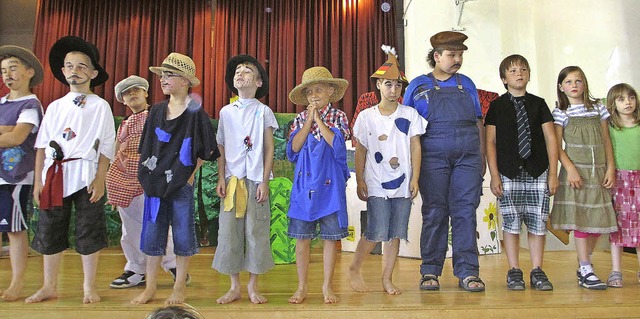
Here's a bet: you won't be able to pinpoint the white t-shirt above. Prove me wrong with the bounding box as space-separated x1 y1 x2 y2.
552 103 609 127
353 104 427 198
217 98 278 182
35 92 115 197
0 94 42 185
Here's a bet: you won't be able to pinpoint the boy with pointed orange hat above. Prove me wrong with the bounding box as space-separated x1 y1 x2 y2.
286 66 350 304
0 45 44 301
348 46 426 295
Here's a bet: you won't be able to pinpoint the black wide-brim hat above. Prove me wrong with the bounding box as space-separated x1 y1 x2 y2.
49 36 109 87
225 54 269 99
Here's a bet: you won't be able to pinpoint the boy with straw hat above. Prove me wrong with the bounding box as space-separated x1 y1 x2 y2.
348 46 426 295
0 45 44 301
131 52 218 305
286 66 350 304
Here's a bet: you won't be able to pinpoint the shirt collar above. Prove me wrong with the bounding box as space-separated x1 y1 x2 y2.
0 93 39 104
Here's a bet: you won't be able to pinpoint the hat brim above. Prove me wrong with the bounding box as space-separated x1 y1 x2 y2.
0 45 44 88
48 36 109 87
149 66 200 87
288 78 349 106
225 55 269 99
115 83 148 103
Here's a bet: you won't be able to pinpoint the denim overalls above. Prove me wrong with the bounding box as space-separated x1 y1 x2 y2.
418 73 483 279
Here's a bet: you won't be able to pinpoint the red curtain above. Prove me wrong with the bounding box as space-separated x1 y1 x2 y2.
32 0 212 117
212 0 397 119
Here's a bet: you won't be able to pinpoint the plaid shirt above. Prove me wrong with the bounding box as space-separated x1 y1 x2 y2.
290 103 350 141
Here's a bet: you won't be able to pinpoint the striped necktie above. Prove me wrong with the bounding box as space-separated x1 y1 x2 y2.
510 94 531 159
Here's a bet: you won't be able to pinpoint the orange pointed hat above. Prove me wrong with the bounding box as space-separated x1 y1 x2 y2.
371 45 407 83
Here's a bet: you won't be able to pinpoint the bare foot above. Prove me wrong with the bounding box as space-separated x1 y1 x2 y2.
383 280 402 295
165 284 186 305
131 287 156 305
216 287 240 304
349 269 370 292
247 285 267 304
323 287 339 304
1 284 23 302
288 287 307 304
83 287 101 304
25 286 57 303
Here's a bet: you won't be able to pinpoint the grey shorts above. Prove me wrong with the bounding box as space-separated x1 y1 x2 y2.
499 170 550 236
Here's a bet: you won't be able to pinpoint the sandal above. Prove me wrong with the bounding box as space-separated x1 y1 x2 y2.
419 274 440 291
607 271 623 288
459 276 485 292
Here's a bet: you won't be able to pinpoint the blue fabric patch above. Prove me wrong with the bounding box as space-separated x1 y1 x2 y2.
381 173 405 190
395 118 411 135
179 138 194 166
143 195 161 223
155 127 171 142
375 152 383 163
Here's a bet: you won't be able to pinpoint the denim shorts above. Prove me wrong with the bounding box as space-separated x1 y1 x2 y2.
364 196 411 242
31 187 107 255
288 212 348 240
140 184 198 256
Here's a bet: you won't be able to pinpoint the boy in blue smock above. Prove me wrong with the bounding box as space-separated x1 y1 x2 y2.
286 67 350 304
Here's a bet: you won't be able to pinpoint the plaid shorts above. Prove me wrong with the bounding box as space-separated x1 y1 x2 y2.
499 169 550 235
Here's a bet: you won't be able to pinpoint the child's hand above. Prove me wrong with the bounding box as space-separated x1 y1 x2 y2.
88 179 105 203
489 178 503 198
602 169 616 189
216 178 227 198
32 181 42 207
256 182 269 203
567 168 583 189
307 104 318 122
356 180 368 201
547 174 559 195
410 179 419 199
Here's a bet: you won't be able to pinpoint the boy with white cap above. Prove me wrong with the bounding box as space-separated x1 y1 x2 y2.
131 53 218 305
0 45 44 301
106 75 180 289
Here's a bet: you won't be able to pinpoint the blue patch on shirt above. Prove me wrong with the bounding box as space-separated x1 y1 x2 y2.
155 127 171 142
381 173 405 190
179 138 194 166
375 152 383 163
395 118 411 135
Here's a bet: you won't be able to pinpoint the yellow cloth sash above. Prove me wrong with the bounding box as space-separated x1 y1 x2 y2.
223 176 248 218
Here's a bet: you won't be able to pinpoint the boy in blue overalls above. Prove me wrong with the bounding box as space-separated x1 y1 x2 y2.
403 31 486 292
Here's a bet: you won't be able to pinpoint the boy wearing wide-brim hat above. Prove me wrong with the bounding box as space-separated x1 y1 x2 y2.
27 36 116 304
0 45 44 301
212 54 278 305
403 30 487 292
286 66 350 304
348 47 427 296
132 52 218 305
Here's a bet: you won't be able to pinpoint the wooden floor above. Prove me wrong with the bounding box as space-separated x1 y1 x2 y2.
1 247 640 318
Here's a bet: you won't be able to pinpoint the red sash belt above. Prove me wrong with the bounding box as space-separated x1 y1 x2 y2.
39 158 81 210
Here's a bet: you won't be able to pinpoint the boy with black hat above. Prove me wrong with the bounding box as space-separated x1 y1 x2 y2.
0 45 44 301
212 54 277 304
349 47 426 295
286 67 350 304
132 53 218 305
403 31 486 292
27 36 115 304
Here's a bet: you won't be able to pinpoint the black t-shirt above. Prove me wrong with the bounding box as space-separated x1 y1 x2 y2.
138 100 219 198
484 92 554 179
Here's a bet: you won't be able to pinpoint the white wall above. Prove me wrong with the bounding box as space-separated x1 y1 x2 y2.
403 0 640 251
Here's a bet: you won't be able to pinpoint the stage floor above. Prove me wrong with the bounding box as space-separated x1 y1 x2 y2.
1 247 640 318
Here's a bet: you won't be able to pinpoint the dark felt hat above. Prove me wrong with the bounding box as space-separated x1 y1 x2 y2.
48 36 109 87
430 31 468 51
225 55 269 99
0 45 44 88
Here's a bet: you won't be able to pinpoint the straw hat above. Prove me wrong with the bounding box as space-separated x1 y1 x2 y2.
225 54 269 99
48 36 109 87
371 45 407 83
114 75 149 103
289 67 349 106
0 45 44 88
430 31 468 51
149 53 200 87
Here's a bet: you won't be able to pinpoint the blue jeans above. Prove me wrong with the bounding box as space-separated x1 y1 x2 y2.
288 212 348 240
140 184 198 256
364 197 411 242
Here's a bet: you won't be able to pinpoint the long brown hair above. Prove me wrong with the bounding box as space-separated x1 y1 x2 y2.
607 83 640 130
556 66 598 111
